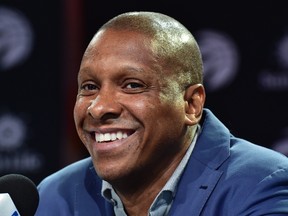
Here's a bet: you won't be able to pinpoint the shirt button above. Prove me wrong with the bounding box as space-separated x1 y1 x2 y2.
111 199 117 206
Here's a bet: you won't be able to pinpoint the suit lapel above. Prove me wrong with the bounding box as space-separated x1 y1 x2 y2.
75 163 115 215
169 157 223 216
169 109 230 215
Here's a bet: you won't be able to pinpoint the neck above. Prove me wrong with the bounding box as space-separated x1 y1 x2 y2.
110 127 197 215
112 147 188 215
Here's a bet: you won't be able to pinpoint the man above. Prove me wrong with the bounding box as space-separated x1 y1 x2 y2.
35 11 288 215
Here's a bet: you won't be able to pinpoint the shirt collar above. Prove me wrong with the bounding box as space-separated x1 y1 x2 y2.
101 125 201 215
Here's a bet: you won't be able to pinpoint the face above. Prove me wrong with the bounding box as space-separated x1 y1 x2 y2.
74 29 194 183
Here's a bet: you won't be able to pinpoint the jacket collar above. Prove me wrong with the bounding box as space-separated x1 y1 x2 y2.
169 108 230 215
79 108 231 215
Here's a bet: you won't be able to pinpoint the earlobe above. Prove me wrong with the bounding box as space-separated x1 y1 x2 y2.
184 84 205 126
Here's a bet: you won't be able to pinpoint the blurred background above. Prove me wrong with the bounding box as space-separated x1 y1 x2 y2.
0 1 288 184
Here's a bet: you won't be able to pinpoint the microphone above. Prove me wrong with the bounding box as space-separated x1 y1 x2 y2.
0 193 20 215
0 174 39 216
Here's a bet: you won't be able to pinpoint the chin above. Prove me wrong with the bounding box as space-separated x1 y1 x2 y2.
93 160 128 181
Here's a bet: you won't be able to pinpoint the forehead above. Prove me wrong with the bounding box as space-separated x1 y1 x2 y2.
86 29 152 56
80 29 162 72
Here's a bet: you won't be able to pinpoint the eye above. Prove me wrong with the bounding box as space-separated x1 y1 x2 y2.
126 82 144 89
81 83 97 91
78 82 99 96
123 80 147 93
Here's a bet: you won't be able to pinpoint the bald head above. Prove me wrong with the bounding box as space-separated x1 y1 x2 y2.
87 11 203 89
75 11 206 191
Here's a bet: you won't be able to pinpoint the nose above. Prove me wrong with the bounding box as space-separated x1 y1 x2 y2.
87 89 122 121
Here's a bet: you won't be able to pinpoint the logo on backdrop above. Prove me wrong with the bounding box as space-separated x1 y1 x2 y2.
0 113 43 172
258 33 288 90
196 29 239 91
0 6 33 71
0 114 25 151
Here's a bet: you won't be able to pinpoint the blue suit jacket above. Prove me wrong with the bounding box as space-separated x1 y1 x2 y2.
35 109 288 215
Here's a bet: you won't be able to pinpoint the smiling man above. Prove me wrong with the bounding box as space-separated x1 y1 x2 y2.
35 11 288 216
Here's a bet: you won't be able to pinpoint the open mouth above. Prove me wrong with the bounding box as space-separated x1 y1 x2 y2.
94 131 133 143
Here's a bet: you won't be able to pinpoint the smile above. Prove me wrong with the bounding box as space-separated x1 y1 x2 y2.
95 131 128 143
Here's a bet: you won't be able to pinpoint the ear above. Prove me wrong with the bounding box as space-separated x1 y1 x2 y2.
184 84 205 126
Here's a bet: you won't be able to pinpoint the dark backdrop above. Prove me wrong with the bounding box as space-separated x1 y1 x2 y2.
0 1 288 184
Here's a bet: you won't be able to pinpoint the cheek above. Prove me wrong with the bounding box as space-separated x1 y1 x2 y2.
126 96 157 117
137 96 157 109
136 99 184 132
154 102 186 135
73 99 87 128
73 103 80 124
73 100 91 145
129 94 185 122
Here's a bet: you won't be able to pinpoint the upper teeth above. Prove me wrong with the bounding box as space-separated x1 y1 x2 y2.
95 131 128 143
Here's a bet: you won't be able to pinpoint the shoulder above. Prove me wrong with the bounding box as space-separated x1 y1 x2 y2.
199 108 288 174
37 157 102 203
38 157 95 188
220 142 288 214
35 157 106 215
193 109 288 214
229 138 288 174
